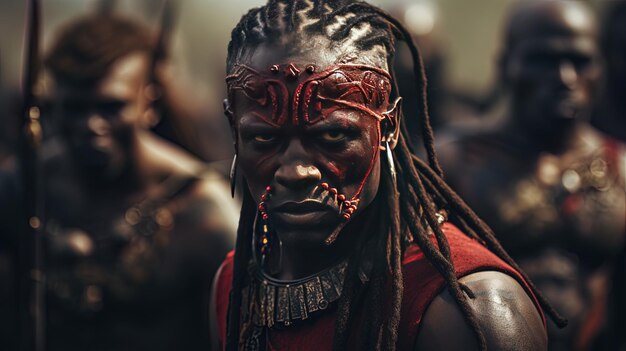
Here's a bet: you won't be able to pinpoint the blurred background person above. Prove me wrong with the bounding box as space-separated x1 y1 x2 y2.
0 13 238 351
437 1 626 350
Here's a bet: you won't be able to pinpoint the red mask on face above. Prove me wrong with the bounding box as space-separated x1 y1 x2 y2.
226 63 393 127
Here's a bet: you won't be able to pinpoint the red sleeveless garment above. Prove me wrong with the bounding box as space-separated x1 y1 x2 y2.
214 223 546 350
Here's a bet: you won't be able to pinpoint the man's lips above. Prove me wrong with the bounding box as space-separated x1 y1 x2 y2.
270 200 337 226
272 200 334 214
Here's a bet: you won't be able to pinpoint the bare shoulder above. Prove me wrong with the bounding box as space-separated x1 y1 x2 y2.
414 271 547 351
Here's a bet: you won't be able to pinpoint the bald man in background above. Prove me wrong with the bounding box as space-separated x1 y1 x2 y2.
437 2 626 350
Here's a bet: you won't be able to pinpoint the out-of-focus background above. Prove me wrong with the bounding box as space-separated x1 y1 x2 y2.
0 0 519 91
0 0 534 163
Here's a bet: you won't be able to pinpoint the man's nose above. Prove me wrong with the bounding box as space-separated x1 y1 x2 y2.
275 140 322 189
87 115 110 136
558 60 578 89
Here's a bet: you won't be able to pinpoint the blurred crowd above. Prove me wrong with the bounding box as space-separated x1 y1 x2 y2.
0 0 624 350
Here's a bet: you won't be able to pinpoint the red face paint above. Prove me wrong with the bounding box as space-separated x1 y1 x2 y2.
229 62 395 244
226 63 393 127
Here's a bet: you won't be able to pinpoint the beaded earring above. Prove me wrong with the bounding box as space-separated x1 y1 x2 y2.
257 186 272 267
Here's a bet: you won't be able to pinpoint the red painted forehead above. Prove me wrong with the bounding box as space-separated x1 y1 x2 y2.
226 63 393 127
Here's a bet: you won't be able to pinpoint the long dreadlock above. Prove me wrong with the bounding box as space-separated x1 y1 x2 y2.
225 1 566 350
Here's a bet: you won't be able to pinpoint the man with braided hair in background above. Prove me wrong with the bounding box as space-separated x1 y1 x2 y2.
210 1 567 350
0 14 238 351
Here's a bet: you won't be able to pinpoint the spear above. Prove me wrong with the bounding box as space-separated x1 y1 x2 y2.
17 0 45 349
149 0 178 87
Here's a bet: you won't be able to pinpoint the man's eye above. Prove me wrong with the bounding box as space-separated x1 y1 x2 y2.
319 130 346 142
253 134 276 143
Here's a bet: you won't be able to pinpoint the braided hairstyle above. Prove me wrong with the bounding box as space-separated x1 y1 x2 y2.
225 1 566 350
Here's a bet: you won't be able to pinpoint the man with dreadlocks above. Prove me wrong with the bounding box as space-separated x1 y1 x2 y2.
437 1 626 350
0 14 238 351
210 1 565 350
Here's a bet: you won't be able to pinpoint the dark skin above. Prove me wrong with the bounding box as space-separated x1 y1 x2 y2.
416 271 547 350
438 2 625 350
232 42 383 280
54 53 154 186
29 52 237 351
211 40 547 350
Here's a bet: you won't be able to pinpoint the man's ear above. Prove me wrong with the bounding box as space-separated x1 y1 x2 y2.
223 98 235 127
381 97 402 150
